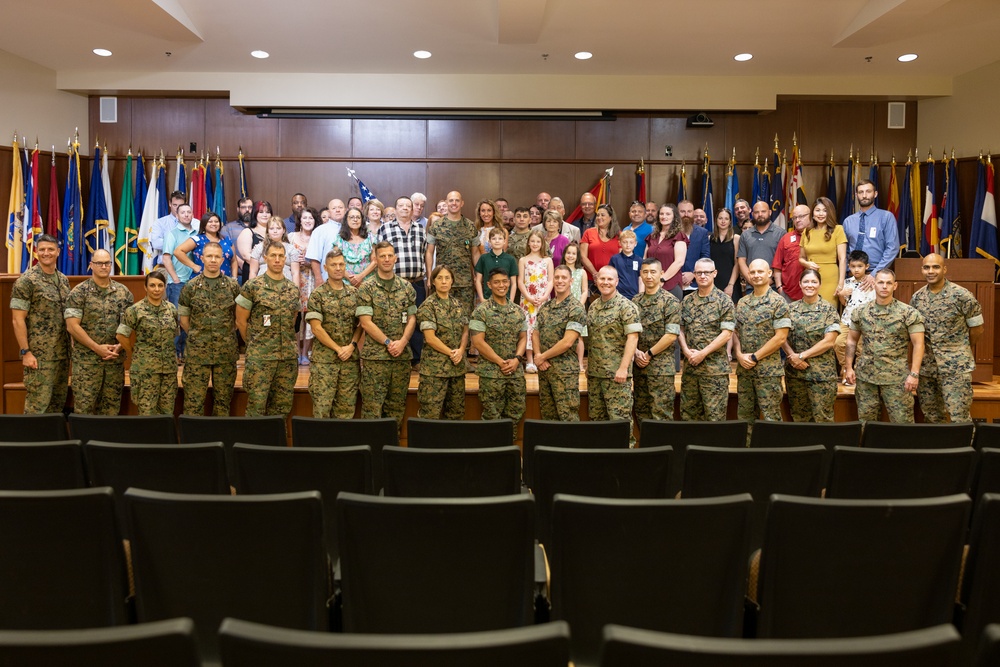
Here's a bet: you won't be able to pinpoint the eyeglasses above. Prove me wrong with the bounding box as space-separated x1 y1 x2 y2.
91 261 112 267
693 270 716 276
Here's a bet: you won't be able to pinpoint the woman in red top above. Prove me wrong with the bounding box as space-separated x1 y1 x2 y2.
580 204 621 283
643 203 688 300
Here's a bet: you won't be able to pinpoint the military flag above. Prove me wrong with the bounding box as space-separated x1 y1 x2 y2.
724 149 739 215
101 147 115 256
971 155 999 278
840 149 858 222
190 157 207 219
60 138 85 275
677 162 687 204
787 136 807 217
636 159 646 203
6 136 24 273
868 155 880 208
137 156 164 273
83 145 113 265
898 156 918 253
238 147 248 199
826 153 838 214
770 139 785 229
204 154 215 213
173 150 186 196
887 156 900 224
751 152 761 205
114 153 139 274
940 154 961 258
25 145 44 268
212 153 227 223
921 153 938 255
701 148 714 233
47 148 61 239
565 167 612 223
156 152 168 217
134 153 147 224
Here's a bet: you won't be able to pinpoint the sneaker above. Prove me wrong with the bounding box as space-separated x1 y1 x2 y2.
525 363 538 373
299 355 310 366
842 378 854 387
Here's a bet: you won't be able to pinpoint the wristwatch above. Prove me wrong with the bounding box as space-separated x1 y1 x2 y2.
349 341 358 348
18 349 29 357
647 348 655 357
749 353 758 363
908 371 919 378
383 338 391 346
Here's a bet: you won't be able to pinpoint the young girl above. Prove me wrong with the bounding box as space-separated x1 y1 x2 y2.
561 241 589 373
247 217 300 285
517 230 554 373
289 206 319 365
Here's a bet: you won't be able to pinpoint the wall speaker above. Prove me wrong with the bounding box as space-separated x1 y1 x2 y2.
99 97 118 123
887 102 905 129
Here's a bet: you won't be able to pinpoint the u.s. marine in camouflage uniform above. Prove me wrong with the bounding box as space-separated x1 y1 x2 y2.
306 250 362 419
783 270 841 422
10 235 71 414
734 259 790 426
64 249 134 415
846 268 925 424
470 268 527 430
416 266 470 420
533 265 587 421
587 266 641 439
910 254 984 423
679 258 735 422
236 242 301 417
117 271 179 415
425 191 481 315
357 242 417 427
632 258 681 423
178 242 240 416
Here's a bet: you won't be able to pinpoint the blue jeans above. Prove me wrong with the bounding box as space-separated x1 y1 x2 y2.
167 281 187 357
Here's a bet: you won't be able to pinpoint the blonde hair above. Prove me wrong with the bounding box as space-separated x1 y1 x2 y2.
527 229 549 258
619 229 637 242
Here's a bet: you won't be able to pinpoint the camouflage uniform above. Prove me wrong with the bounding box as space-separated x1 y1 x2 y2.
236 274 300 416
679 287 736 421
178 274 240 416
508 231 531 262
910 280 983 423
785 299 840 422
306 282 361 419
735 289 791 425
470 297 527 429
587 293 642 438
10 266 71 413
117 299 178 415
632 290 681 423
416 293 469 420
427 216 481 315
356 275 417 426
65 279 133 415
535 295 587 421
851 298 924 424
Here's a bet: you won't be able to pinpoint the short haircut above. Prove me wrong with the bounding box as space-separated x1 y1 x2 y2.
36 234 58 247
489 226 508 241
324 248 344 263
619 229 637 242
374 240 395 253
513 206 530 215
292 192 307 201
488 267 510 280
495 198 509 206
641 257 661 268
848 250 870 265
237 196 253 208
170 190 187 203
694 257 716 271
411 192 426 203
553 264 573 277
202 241 223 255
875 268 895 281
856 179 875 190
263 239 286 256
146 269 168 286
395 196 412 207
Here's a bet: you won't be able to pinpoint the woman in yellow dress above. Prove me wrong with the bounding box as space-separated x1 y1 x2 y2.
799 196 847 305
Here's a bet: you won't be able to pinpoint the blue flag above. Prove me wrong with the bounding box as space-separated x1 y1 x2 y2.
898 162 917 253
60 142 85 275
134 153 147 223
677 165 687 204
724 157 739 215
701 152 714 234
940 157 960 257
157 163 168 217
212 158 227 222
868 159 880 208
751 162 760 205
971 159 999 277
840 155 856 223
83 146 111 265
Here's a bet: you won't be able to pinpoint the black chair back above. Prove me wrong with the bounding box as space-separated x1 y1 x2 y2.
0 441 86 489
177 415 285 478
861 421 974 449
406 418 514 450
972 423 1000 450
974 448 1000 501
639 419 748 497
827 446 976 499
0 414 67 442
69 414 176 444
291 417 396 491
522 419 630 488
961 494 1000 660
383 446 521 497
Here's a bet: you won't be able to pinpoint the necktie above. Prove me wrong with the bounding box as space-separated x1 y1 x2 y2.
856 211 867 255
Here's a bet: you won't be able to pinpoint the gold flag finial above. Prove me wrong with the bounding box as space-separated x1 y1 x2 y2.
773 134 779 149
754 147 759 165
792 132 798 146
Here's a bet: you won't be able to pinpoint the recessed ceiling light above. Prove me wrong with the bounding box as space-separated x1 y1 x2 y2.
898 53 918 62
575 51 593 60
734 53 753 62
250 50 269 59
93 48 112 57
413 50 432 59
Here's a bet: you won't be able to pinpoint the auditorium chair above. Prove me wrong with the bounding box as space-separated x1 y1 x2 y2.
382 445 521 497
335 492 535 633
960 493 1000 662
972 423 1000 450
0 618 200 667
291 416 397 492
860 421 974 449
521 419 631 488
0 440 86 490
747 420 862 473
83 441 229 536
826 446 976 499
639 419 748 497
681 445 825 553
974 448 1000 501
219 618 571 667
231 443 373 564
598 623 962 667
406 418 514 450
0 413 67 442
68 414 177 444
0 487 128 629
975 624 1000 667
532 446 672 545
755 494 970 638
177 415 285 479
549 494 752 665
124 488 328 661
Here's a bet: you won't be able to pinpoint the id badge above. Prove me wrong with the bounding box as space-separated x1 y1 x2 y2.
633 260 639 271
263 314 271 327
869 227 877 238
401 313 408 325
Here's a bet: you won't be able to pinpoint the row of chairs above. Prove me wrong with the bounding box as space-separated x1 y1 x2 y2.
0 618 995 667
0 489 997 665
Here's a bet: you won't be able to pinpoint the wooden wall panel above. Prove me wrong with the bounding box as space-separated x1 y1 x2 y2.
426 163 500 215
650 116 727 164
798 102 874 163
130 98 206 160
205 98 278 158
500 120 575 160
576 116 649 161
353 119 426 159
277 118 351 158
240 161 278 209
89 96 133 155
346 162 427 206
274 162 354 216
725 103 800 162
427 120 500 159
499 163 576 208
873 101 919 160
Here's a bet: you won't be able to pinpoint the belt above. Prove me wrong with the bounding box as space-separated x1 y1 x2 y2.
403 276 425 283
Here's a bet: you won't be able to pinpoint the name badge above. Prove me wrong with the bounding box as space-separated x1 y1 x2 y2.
790 235 796 242
401 313 408 325
869 227 877 238
633 260 639 271
263 314 271 327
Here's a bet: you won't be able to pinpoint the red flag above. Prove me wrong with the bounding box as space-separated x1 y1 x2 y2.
190 161 207 218
636 160 646 203
47 154 61 238
566 168 613 223
28 148 44 265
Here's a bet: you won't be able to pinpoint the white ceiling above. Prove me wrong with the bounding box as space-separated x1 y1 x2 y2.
4 0 1000 108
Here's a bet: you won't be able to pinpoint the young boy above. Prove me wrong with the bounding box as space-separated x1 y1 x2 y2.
475 226 518 303
608 229 641 299
835 250 875 385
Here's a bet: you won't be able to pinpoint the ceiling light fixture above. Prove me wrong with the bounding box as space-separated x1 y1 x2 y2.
575 51 593 60
734 53 753 62
413 50 432 59
251 50 269 59
93 48 112 57
897 53 918 62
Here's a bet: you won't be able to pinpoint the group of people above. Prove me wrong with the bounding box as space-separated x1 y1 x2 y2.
9 180 984 431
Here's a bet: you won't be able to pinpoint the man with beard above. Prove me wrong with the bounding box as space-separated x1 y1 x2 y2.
223 197 254 282
842 180 899 290
678 200 711 294
737 200 785 294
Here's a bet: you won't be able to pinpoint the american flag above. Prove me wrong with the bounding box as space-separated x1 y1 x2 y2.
347 168 377 203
